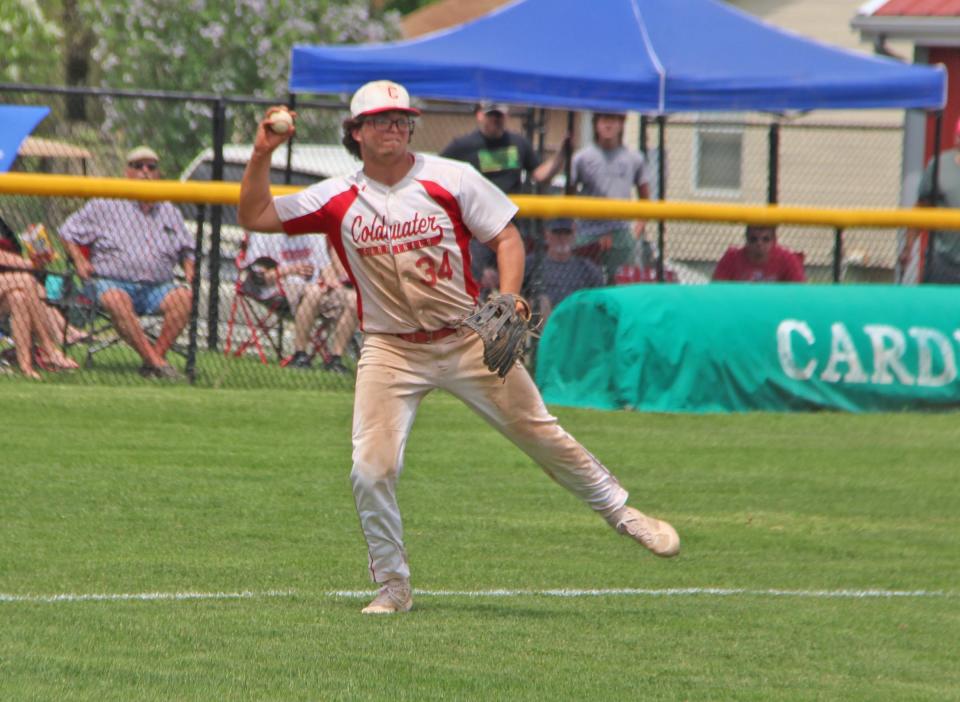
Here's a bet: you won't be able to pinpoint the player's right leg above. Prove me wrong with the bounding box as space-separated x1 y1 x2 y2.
350 333 433 612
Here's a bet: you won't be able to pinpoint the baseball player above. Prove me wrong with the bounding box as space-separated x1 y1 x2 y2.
238 80 679 615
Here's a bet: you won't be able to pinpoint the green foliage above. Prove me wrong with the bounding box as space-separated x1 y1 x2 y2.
82 0 398 99
0 0 63 84
79 0 401 171
383 0 442 15
2 386 959 700
3 1 402 174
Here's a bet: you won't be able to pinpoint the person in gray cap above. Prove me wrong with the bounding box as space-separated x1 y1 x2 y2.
441 102 569 297
524 217 604 322
60 145 194 379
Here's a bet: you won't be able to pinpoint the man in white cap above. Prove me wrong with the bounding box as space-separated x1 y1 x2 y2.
61 145 194 379
239 80 680 615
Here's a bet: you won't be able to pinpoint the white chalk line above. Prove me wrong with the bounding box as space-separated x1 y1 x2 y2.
0 589 296 604
331 587 954 600
2 587 954 605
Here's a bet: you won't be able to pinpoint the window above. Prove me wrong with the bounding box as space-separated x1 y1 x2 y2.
693 116 743 195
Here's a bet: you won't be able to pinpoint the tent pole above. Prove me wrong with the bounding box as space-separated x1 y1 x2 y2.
923 109 943 283
767 121 780 204
656 115 666 283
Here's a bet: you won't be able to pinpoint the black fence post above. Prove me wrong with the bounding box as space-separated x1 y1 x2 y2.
833 227 843 283
767 121 780 205
185 207 206 383
284 92 296 185
563 110 575 196
206 98 226 350
656 114 666 282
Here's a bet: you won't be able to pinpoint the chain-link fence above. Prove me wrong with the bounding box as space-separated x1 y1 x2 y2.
650 115 904 284
0 84 910 386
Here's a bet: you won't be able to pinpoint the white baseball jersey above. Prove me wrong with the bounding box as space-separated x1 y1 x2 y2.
243 232 332 286
274 153 517 334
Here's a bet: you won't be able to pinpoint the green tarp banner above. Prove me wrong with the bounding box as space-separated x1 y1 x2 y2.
535 284 960 413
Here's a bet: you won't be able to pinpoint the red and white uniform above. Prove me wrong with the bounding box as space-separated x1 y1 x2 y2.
275 153 514 333
275 154 629 584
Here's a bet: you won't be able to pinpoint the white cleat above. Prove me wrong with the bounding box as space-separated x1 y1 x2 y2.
361 578 413 614
612 506 680 557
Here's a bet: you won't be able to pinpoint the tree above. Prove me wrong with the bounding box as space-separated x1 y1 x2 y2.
2 1 401 174
378 0 441 15
79 0 401 172
0 1 63 86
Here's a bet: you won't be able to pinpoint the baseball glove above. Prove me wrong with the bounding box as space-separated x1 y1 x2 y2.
460 293 532 378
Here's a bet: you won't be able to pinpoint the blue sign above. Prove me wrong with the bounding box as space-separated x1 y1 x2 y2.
0 105 51 172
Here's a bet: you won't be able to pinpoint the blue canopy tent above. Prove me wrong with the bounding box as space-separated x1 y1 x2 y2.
0 105 50 172
289 0 945 113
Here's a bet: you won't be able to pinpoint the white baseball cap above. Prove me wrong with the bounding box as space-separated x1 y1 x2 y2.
350 80 421 119
126 145 160 163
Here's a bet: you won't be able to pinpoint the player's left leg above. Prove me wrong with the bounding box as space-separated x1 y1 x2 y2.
444 332 679 557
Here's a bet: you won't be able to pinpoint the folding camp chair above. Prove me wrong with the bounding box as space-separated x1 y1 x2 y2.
56 244 188 369
224 232 358 367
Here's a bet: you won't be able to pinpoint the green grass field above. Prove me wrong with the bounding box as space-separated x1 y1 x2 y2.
2 383 958 701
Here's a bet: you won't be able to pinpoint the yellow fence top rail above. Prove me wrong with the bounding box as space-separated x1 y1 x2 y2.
4 172 960 231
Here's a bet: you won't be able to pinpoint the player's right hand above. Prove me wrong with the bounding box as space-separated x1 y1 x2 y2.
255 106 297 153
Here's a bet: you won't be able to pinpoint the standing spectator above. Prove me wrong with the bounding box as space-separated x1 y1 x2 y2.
916 117 960 283
712 225 806 282
524 218 604 322
570 112 651 283
441 102 567 295
60 146 194 379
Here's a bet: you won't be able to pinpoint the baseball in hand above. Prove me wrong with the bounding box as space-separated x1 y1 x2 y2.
268 109 294 134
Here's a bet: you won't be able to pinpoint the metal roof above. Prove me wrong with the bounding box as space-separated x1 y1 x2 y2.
852 0 960 45
873 0 960 16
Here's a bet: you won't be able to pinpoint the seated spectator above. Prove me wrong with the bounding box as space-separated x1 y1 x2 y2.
1 232 79 379
524 218 605 322
712 225 806 282
240 232 356 374
60 146 194 379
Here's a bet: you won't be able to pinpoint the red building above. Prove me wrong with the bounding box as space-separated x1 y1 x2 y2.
854 1 960 170
853 1 960 281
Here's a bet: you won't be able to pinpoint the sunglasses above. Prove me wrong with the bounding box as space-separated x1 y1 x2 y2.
747 234 772 244
128 161 158 171
365 116 416 133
